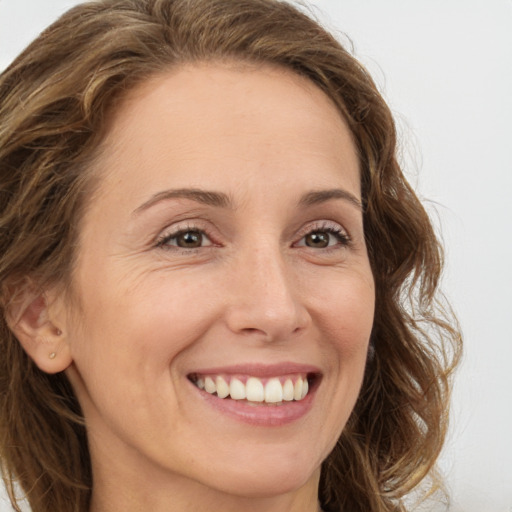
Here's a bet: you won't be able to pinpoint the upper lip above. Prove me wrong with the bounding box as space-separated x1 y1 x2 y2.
187 362 321 378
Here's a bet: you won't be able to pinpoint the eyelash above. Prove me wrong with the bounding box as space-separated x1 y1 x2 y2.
293 221 351 250
155 221 351 251
156 224 216 250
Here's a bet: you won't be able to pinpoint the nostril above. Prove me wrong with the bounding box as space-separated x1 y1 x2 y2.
224 286 311 341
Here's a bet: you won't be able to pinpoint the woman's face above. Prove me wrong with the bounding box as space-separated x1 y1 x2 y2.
61 64 375 501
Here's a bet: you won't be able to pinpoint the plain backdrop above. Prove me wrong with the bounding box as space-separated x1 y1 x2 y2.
1 1 511 511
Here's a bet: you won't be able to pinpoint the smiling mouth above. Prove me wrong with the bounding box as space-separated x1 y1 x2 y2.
188 373 317 405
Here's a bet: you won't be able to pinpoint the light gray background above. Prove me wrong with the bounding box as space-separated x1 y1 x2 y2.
1 1 511 511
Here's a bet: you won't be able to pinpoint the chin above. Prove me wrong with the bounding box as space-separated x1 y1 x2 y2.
199 449 321 498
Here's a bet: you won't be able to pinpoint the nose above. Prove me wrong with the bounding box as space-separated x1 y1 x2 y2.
224 246 311 342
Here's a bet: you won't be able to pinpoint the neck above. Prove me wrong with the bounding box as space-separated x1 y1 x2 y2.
91 480 321 512
89 451 322 512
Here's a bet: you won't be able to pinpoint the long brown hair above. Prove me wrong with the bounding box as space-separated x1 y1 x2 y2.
0 1 461 511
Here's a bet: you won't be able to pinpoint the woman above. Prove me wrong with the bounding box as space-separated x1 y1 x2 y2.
0 0 461 511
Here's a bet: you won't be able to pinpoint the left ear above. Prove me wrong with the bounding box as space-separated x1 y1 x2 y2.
5 283 72 374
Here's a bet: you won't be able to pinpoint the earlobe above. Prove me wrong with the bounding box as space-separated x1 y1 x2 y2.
6 289 72 374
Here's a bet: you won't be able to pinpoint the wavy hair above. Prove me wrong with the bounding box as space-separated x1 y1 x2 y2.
0 1 461 511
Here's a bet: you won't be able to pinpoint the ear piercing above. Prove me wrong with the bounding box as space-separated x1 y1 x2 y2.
48 329 62 359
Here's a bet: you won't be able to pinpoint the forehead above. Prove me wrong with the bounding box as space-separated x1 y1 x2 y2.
93 62 360 203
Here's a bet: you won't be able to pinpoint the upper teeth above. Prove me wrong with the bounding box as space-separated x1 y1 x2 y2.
194 375 309 403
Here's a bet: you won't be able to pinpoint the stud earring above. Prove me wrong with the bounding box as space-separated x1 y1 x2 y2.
56 328 62 336
49 352 57 359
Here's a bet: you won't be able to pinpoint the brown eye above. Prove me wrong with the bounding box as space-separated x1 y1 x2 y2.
175 230 204 248
159 229 213 249
295 225 350 250
304 231 330 248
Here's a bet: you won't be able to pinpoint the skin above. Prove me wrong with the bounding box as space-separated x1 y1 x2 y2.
47 63 375 512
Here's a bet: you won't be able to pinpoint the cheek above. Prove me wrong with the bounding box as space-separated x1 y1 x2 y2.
68 267 223 377
64 277 212 432
301 275 374 462
314 270 375 352
314 272 375 406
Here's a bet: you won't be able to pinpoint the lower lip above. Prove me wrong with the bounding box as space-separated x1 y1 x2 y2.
192 383 316 427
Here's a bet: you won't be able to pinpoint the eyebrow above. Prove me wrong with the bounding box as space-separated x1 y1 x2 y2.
133 186 362 216
133 188 233 215
298 189 363 211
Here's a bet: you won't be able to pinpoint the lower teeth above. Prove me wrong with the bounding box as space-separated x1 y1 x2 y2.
225 396 285 405
244 400 284 406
